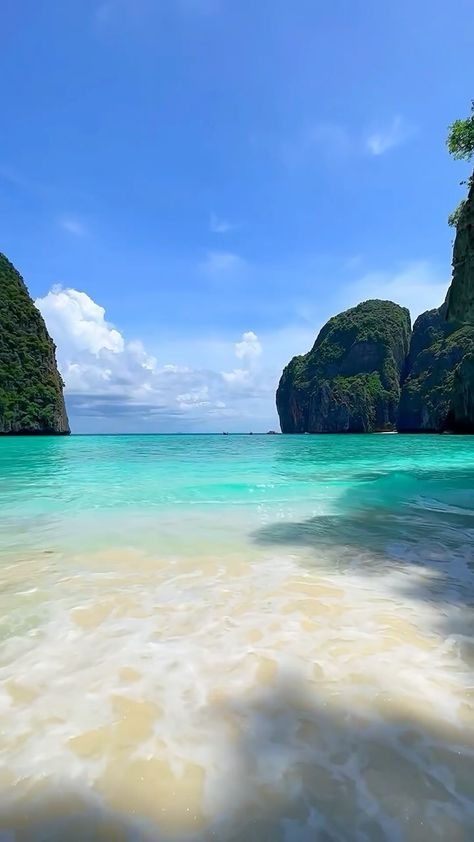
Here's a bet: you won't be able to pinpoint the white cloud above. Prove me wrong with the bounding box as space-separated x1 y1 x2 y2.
235 330 262 362
35 286 275 431
58 216 87 237
221 331 263 388
34 253 445 434
177 385 210 409
200 250 244 275
221 368 249 385
209 212 235 234
344 261 446 320
277 115 415 167
365 115 415 156
38 286 124 355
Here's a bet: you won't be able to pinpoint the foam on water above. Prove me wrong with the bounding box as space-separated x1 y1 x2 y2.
0 435 474 840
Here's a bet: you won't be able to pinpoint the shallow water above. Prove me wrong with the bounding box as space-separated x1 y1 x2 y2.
0 434 474 841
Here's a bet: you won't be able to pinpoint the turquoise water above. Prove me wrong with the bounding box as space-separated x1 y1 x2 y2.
1 432 473 543
0 434 474 840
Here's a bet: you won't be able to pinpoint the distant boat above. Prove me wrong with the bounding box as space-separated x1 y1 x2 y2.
222 432 229 435
266 430 278 435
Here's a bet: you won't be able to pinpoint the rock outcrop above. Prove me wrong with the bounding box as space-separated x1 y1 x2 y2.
276 300 411 433
277 156 474 434
399 302 474 432
447 173 474 325
0 252 70 434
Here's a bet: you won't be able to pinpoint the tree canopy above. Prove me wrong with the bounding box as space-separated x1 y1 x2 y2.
447 101 474 226
447 101 474 162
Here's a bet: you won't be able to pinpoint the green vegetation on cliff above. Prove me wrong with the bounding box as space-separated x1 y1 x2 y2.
277 102 474 435
447 174 474 326
399 303 474 432
446 101 474 325
447 101 474 162
276 300 411 433
0 253 70 434
447 100 474 228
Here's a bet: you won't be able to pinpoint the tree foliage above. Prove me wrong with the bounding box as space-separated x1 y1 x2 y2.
447 101 474 226
447 101 474 161
448 198 467 228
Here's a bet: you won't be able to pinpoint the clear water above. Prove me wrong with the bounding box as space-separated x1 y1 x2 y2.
0 434 474 840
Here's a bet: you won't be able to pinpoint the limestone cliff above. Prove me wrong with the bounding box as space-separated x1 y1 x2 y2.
276 300 411 433
399 302 474 432
0 253 70 435
447 173 474 325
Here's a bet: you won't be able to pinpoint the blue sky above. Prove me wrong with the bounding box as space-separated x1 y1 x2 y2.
1 0 473 431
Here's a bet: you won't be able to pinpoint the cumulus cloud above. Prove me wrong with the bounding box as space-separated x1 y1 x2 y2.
365 115 415 156
34 253 446 433
39 286 124 355
221 368 249 385
177 385 210 409
220 331 263 388
234 330 262 362
35 287 273 431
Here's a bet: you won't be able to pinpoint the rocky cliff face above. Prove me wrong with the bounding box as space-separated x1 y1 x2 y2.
447 173 474 325
399 302 474 432
276 300 411 433
277 163 474 434
0 253 70 434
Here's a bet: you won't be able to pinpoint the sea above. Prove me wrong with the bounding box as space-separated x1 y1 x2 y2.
0 433 473 841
